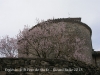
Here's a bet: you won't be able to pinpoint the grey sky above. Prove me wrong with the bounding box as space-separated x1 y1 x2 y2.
0 0 100 51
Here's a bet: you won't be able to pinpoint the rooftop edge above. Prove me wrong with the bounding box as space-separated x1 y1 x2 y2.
30 18 92 36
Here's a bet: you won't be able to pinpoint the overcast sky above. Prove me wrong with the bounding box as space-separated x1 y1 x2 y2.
0 0 100 51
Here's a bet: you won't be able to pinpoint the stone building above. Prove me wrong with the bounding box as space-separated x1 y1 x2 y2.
18 17 100 67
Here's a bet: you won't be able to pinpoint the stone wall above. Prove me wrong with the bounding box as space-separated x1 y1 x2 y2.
93 51 100 67
18 18 93 65
0 58 100 75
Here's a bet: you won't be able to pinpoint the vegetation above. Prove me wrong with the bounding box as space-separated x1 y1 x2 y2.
0 35 18 57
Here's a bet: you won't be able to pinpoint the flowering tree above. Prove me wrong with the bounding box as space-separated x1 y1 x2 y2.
0 35 18 58
17 21 86 60
17 25 31 57
17 22 70 58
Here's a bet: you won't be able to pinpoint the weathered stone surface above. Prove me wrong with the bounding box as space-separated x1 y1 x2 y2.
16 18 100 75
0 58 100 75
93 51 100 67
18 18 93 65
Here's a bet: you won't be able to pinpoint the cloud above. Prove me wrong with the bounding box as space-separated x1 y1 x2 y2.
0 0 100 50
